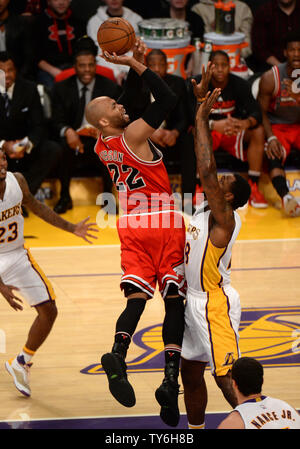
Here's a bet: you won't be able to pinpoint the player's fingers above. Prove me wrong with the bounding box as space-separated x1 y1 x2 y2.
6 285 20 291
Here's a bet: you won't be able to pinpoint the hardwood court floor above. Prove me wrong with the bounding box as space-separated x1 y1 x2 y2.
0 203 299 428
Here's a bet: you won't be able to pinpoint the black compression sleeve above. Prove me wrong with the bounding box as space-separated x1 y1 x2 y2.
140 68 177 129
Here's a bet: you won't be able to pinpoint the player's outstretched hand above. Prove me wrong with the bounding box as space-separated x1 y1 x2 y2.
191 61 215 101
101 50 131 66
132 37 147 64
197 88 222 121
73 217 99 244
0 283 23 311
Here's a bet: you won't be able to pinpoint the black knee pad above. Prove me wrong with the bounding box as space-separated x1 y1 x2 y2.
116 297 146 336
268 157 284 171
123 282 145 298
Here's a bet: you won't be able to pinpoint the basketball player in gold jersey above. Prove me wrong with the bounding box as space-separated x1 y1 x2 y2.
180 64 251 429
0 148 98 397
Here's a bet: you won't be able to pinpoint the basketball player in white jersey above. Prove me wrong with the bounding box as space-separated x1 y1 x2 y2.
180 64 251 429
0 149 98 397
218 357 300 429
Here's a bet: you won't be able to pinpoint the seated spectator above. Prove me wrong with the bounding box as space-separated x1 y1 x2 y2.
239 0 269 14
257 31 300 217
124 0 169 18
0 0 36 80
158 0 204 40
251 0 300 73
9 0 47 15
157 0 205 77
87 0 143 86
191 0 253 60
0 51 62 210
141 49 196 212
187 50 267 208
50 36 122 214
33 0 86 89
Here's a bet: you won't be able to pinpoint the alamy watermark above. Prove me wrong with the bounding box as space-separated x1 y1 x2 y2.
96 191 205 229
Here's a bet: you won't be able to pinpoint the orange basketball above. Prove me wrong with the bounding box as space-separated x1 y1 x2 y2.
97 17 136 56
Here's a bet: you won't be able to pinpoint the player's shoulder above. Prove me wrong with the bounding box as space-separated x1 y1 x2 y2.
218 410 244 429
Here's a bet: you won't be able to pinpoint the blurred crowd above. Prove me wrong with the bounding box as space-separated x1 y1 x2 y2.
0 0 299 216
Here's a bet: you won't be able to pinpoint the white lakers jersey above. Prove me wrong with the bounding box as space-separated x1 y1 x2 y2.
0 172 24 253
234 396 300 429
185 201 241 293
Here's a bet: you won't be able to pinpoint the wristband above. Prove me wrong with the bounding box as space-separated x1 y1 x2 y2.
197 97 206 105
0 140 5 149
267 135 278 143
209 120 214 130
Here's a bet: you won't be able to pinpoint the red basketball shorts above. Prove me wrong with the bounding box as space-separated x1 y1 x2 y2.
212 130 247 161
271 123 300 161
117 211 186 299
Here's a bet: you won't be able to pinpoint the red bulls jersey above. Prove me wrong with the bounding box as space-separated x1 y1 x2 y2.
95 133 175 214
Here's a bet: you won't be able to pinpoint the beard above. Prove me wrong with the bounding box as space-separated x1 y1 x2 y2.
278 0 295 7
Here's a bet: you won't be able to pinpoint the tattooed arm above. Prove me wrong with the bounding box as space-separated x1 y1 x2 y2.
14 173 98 243
195 89 235 248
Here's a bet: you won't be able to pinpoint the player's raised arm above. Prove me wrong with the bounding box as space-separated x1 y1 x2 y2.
101 49 177 147
194 89 236 242
13 173 98 244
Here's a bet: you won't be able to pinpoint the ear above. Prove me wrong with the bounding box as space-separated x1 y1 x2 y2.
224 191 234 203
99 117 109 128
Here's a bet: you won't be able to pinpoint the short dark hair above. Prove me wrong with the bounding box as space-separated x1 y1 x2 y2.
210 50 230 63
285 30 300 48
230 173 251 210
0 51 16 66
232 357 264 396
146 49 167 65
73 35 98 60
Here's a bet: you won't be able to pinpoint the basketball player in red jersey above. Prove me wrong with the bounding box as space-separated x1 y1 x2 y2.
86 40 186 427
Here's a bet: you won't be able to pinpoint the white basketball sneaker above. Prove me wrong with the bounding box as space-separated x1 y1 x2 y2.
5 356 32 397
283 194 300 217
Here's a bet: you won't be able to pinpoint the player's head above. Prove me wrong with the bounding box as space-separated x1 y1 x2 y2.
210 51 230 84
219 173 251 210
85 96 130 132
0 148 7 181
231 357 264 397
284 30 300 70
0 51 17 90
73 36 98 85
146 49 168 78
47 0 71 17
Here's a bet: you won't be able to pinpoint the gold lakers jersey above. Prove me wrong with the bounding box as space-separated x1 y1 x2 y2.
185 201 241 293
0 172 24 253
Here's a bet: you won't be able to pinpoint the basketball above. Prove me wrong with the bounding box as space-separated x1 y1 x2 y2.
97 17 136 56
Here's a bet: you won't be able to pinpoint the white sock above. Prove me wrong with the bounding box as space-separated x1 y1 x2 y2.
188 422 205 429
18 347 35 364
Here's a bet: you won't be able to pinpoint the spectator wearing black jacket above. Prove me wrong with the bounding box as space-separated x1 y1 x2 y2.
0 51 62 203
0 0 36 80
187 51 267 209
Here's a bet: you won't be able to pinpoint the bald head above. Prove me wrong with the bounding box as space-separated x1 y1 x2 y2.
85 96 111 130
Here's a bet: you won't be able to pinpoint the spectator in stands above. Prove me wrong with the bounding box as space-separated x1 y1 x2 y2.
0 51 62 210
187 50 267 209
157 0 205 77
87 0 143 86
240 0 269 14
50 36 122 214
0 0 35 80
9 0 47 15
191 0 253 60
33 0 86 89
123 0 169 18
141 49 196 212
257 31 300 217
251 0 300 73
158 0 204 41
